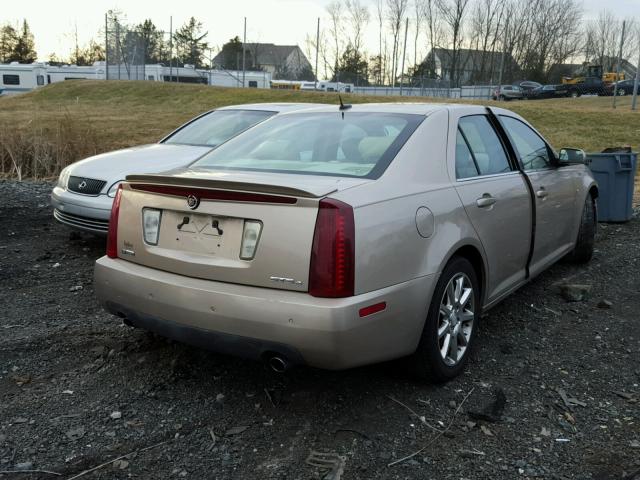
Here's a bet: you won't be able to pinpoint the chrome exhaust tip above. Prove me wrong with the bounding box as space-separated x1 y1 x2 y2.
267 356 288 373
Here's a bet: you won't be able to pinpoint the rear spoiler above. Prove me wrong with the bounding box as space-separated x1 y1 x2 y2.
125 173 337 199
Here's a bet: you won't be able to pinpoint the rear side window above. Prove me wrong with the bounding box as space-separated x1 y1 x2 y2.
500 116 551 170
455 130 478 179
191 112 424 178
458 116 511 176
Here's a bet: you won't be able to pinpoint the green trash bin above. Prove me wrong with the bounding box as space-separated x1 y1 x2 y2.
586 152 637 222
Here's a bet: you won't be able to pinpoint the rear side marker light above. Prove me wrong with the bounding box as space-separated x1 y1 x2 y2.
359 302 387 317
240 220 262 260
106 184 123 259
142 208 162 245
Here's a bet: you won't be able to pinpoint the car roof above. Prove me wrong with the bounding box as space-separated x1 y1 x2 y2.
217 103 330 113
272 102 504 116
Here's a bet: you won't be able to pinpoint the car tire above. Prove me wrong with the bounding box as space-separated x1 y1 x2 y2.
499 95 506 101
409 256 480 382
618 88 626 96
570 90 580 98
565 194 596 264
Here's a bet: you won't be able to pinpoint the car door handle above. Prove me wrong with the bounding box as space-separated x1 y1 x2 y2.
476 194 497 208
536 187 549 199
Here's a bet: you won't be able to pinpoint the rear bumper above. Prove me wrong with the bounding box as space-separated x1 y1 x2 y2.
51 186 112 234
94 257 437 370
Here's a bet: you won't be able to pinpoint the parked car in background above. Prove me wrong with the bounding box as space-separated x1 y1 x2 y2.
492 85 523 101
604 79 637 96
95 103 598 382
529 84 564 99
555 77 605 97
514 81 543 98
51 103 325 234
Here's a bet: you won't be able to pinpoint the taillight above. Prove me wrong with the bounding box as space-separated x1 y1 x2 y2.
106 184 123 259
309 198 355 298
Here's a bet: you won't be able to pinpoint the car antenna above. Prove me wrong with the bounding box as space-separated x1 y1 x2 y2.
338 95 352 111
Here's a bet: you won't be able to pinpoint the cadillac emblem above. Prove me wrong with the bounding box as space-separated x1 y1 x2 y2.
187 194 200 210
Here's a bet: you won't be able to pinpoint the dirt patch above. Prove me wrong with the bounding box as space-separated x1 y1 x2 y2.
1 180 639 479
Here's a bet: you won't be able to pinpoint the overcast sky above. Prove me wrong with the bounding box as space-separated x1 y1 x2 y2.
3 0 640 63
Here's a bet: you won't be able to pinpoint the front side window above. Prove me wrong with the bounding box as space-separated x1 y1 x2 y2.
500 116 552 171
3 74 20 85
163 110 275 147
458 116 511 176
191 112 424 178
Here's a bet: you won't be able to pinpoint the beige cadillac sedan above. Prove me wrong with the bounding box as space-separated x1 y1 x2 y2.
94 103 597 381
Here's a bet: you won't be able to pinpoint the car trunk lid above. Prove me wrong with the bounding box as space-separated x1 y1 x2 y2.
114 171 369 292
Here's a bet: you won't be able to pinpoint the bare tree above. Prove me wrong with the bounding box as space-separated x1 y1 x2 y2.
437 0 471 87
326 0 344 79
468 0 506 83
376 0 386 84
421 0 442 78
387 0 409 86
346 0 370 56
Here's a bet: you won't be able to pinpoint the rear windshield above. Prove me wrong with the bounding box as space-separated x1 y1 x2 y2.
163 109 275 147
190 112 424 178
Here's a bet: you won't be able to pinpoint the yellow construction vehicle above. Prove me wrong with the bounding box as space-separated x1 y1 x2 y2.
562 65 625 85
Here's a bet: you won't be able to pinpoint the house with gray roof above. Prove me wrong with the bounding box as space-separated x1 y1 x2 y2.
425 48 520 86
213 43 313 80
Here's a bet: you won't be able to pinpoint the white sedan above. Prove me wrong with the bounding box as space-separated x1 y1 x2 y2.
51 103 324 234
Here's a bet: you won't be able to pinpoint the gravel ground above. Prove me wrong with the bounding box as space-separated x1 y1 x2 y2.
0 180 638 480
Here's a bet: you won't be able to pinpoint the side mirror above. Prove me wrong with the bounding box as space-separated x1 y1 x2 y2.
558 148 587 165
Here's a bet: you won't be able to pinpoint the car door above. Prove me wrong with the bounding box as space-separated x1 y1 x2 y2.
453 115 532 301
498 115 577 276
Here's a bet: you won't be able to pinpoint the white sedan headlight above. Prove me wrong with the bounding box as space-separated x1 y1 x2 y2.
57 167 71 189
107 181 124 198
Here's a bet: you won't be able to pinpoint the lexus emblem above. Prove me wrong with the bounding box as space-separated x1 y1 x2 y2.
187 195 200 210
78 180 87 190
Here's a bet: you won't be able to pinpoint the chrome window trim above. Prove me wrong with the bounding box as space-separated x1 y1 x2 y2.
456 171 521 183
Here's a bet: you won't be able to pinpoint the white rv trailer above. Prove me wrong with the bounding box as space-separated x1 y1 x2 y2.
143 64 208 84
316 81 354 93
0 62 48 95
0 61 106 95
45 62 106 83
199 69 271 88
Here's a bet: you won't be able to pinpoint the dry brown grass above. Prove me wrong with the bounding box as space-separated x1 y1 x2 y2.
0 80 638 181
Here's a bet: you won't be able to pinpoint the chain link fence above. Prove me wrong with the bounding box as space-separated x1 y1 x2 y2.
105 21 147 81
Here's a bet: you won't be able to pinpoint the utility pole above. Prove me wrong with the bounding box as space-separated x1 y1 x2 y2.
74 22 79 65
169 16 173 82
497 17 509 100
104 13 108 79
116 21 120 80
613 20 626 109
399 17 409 96
242 17 247 88
632 41 640 110
314 17 320 90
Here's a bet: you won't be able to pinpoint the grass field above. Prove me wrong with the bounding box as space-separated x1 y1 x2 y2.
0 79 638 180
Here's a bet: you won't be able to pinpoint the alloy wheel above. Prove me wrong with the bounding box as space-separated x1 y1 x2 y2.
437 273 475 366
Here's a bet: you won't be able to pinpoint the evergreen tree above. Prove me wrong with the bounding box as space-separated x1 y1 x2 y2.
173 17 208 68
136 19 167 64
217 36 257 71
12 20 37 63
333 45 369 85
0 24 19 63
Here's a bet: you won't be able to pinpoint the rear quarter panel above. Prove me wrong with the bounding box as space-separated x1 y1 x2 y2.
335 109 486 295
